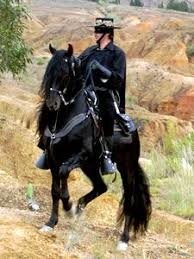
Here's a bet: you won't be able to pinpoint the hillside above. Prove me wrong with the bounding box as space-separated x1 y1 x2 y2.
0 0 193 258
22 0 194 147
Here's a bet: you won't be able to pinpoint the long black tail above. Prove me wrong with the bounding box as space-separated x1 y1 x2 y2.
117 163 152 235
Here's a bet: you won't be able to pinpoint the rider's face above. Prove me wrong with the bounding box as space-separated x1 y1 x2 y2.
94 32 103 41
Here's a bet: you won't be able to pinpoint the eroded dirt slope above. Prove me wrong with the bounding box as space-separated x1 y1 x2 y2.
0 1 194 258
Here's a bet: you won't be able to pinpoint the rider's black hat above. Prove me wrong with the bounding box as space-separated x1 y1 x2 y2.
89 17 120 34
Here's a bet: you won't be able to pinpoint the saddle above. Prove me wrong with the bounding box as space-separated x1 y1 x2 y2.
115 113 136 136
85 87 136 137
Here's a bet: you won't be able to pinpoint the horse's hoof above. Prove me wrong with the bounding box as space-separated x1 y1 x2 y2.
116 241 128 251
66 203 77 218
39 225 54 233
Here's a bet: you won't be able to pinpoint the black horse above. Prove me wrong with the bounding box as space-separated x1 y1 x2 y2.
37 44 151 250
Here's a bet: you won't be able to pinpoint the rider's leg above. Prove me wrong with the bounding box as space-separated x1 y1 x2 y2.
99 98 117 175
35 151 49 169
101 135 117 175
35 138 49 170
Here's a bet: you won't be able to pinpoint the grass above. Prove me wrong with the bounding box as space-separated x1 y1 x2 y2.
159 170 194 217
26 183 34 200
145 128 194 218
15 56 48 94
36 56 48 66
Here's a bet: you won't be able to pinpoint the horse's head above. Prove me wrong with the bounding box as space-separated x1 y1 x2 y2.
40 44 81 111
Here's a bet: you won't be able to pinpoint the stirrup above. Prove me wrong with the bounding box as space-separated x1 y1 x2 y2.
35 152 49 170
100 151 117 175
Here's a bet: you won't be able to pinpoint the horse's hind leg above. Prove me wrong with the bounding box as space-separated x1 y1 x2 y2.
115 132 151 250
76 162 107 214
117 216 132 251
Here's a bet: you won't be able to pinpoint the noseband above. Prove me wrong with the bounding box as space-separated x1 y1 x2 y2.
50 87 75 106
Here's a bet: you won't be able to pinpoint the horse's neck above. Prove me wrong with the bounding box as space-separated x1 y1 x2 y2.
39 78 86 133
57 90 88 129
66 76 83 100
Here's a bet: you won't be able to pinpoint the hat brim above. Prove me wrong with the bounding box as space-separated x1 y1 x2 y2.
87 25 121 29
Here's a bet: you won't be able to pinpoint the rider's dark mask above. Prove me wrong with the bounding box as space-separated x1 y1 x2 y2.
94 26 113 34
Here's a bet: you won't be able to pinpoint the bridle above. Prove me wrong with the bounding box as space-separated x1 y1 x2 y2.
49 85 75 106
50 87 75 106
49 56 79 106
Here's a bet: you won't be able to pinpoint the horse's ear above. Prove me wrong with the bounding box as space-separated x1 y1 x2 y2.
67 44 73 56
49 44 56 55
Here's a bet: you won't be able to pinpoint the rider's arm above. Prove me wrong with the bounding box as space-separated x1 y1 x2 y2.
108 48 126 90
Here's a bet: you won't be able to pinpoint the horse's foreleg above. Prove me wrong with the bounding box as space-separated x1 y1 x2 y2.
44 174 60 229
61 177 75 217
76 163 107 215
77 187 105 214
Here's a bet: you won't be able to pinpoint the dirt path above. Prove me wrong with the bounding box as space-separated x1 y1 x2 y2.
0 199 193 258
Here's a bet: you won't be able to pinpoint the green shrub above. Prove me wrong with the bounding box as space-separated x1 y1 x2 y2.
166 0 189 12
186 44 194 58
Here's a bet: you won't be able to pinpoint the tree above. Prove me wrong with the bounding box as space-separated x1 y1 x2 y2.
0 0 32 76
130 0 143 7
158 1 164 8
166 0 189 12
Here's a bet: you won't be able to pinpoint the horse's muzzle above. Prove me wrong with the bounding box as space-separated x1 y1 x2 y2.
46 97 61 111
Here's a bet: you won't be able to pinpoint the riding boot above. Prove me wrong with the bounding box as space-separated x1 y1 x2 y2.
35 150 49 170
101 136 117 175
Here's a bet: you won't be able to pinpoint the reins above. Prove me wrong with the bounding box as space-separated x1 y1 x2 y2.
85 60 108 92
46 57 101 141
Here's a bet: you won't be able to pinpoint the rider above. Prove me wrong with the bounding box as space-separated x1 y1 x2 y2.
79 17 126 175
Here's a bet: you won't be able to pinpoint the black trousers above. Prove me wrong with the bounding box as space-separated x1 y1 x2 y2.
97 91 115 137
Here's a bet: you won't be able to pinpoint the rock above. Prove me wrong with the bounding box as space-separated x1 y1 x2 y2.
27 199 40 211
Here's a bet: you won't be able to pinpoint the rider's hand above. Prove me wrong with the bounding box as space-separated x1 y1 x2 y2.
91 60 100 70
91 60 112 79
